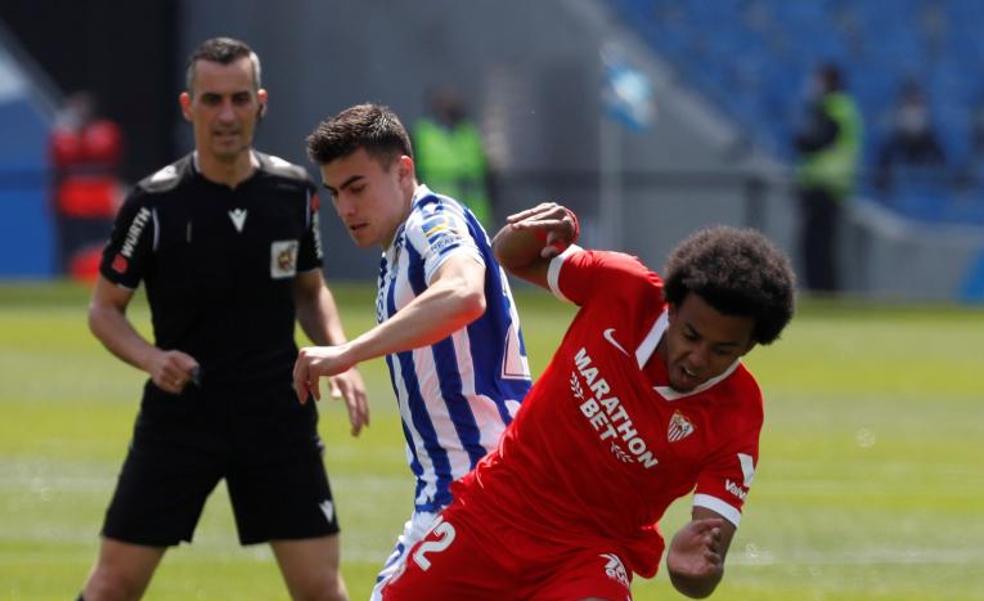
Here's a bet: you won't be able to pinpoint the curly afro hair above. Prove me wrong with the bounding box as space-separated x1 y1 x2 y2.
663 226 796 345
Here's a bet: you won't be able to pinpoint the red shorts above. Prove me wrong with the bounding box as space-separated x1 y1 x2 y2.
380 502 633 601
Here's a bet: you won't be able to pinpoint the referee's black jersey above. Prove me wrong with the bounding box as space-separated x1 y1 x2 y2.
100 151 324 386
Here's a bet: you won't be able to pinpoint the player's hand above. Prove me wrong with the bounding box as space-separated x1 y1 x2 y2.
327 366 370 436
293 344 357 404
666 518 725 582
147 349 199 395
505 202 580 258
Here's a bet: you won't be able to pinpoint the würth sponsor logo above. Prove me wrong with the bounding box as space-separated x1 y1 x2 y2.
667 410 695 442
572 347 658 469
121 207 151 260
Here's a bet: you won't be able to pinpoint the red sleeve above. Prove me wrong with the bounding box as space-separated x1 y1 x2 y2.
692 385 763 527
546 246 660 307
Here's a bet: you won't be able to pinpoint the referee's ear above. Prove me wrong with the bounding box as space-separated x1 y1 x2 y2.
179 91 192 122
256 88 269 121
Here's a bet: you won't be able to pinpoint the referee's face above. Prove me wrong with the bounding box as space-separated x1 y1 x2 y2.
181 57 266 164
321 148 414 249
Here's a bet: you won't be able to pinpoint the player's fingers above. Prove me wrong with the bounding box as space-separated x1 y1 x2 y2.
329 377 343 399
309 376 322 402
505 203 556 223
510 218 567 231
359 390 370 427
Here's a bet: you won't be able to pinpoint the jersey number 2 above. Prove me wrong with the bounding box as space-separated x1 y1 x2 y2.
412 516 456 571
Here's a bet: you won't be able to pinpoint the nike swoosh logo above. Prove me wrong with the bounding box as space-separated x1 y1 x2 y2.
603 328 629 356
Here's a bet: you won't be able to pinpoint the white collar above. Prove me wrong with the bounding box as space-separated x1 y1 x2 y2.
637 307 741 401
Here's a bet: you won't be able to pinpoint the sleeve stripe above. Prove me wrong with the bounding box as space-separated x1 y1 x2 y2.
547 244 583 304
693 493 742 527
151 209 160 251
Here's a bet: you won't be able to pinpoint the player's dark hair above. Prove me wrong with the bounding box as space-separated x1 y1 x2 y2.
306 103 414 168
663 226 795 345
186 37 261 94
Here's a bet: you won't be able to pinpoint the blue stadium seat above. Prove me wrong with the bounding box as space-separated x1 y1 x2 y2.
609 0 984 226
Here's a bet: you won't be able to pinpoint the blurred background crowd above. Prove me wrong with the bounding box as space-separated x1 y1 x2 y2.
2 0 984 301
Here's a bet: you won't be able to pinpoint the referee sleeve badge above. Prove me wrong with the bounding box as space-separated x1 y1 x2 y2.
271 239 299 279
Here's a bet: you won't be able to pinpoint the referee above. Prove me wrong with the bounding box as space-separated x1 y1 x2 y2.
76 38 365 601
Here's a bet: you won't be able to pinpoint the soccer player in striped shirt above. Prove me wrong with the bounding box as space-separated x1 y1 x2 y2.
295 104 532 598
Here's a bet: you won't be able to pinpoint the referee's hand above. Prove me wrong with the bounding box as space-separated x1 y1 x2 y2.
294 345 370 436
147 349 200 395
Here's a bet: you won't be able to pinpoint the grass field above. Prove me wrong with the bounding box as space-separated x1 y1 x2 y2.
1 281 982 601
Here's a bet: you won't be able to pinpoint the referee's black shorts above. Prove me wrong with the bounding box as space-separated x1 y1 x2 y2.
102 379 340 546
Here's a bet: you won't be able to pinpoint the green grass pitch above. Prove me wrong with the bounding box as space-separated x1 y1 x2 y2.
1 281 982 600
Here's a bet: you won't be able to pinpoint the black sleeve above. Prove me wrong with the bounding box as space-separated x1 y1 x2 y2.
99 191 154 289
795 105 840 154
296 184 324 272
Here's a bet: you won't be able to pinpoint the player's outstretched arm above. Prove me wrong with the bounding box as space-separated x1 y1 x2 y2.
293 253 485 404
666 507 737 598
292 268 369 435
491 202 578 289
88 275 199 395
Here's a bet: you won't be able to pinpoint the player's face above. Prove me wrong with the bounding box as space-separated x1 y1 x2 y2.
321 148 414 248
661 293 755 392
180 57 266 162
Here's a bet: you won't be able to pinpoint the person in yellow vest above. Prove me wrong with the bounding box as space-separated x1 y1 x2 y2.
413 87 493 227
794 63 862 293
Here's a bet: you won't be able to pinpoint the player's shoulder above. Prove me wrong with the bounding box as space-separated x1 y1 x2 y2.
255 151 316 190
567 248 663 294
720 364 764 421
406 188 469 231
133 153 195 197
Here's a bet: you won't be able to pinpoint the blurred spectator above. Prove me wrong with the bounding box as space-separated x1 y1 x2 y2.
876 80 945 191
793 63 862 294
49 91 124 278
413 86 493 226
967 100 984 179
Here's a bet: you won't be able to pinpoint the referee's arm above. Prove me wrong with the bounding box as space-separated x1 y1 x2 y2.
88 275 198 395
292 269 348 346
292 269 369 435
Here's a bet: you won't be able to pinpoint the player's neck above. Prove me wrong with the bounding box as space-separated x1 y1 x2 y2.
379 185 417 249
194 149 257 188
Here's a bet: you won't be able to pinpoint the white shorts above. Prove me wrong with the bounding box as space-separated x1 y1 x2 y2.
369 510 440 601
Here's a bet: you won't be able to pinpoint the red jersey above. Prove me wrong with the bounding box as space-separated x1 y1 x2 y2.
455 247 763 578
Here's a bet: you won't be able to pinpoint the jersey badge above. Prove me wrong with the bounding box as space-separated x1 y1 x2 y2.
667 410 696 442
229 208 248 232
271 239 299 279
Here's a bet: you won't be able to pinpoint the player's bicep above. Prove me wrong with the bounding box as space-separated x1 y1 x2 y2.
429 252 486 292
91 275 136 313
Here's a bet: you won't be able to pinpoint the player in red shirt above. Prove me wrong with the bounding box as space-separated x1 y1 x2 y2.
382 202 796 600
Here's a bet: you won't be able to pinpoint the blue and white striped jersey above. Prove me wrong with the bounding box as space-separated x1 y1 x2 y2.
376 184 532 512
